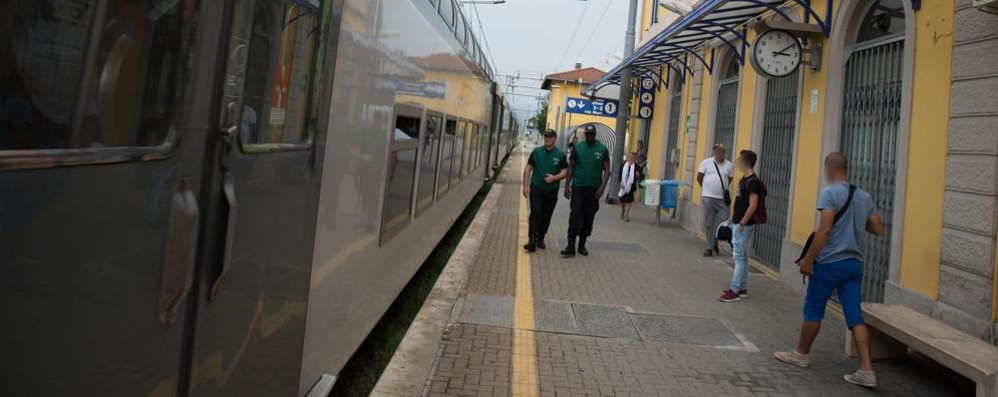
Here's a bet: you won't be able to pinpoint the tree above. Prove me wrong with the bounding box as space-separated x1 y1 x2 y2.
528 100 548 134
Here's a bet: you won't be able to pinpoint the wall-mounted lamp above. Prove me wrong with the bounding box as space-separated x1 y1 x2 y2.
808 43 822 72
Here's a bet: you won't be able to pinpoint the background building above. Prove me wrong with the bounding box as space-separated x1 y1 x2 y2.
597 0 998 343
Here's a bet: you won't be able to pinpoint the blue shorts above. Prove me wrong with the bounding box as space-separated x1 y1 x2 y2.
803 258 865 328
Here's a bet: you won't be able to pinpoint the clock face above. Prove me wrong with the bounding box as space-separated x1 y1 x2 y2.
750 29 802 78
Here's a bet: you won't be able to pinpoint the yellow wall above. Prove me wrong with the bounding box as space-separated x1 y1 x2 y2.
788 0 836 246
896 1 954 299
690 48 716 205
646 73 670 179
544 82 617 135
640 0 654 42
731 30 759 191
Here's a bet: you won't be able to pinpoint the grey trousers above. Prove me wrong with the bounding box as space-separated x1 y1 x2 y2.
702 197 729 248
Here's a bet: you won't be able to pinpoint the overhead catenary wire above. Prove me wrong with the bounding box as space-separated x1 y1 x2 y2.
572 0 618 68
554 0 593 72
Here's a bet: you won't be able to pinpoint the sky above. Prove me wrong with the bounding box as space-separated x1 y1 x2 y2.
459 0 633 124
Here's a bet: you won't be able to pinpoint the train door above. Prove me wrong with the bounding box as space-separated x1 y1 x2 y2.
0 1 220 395
183 0 334 395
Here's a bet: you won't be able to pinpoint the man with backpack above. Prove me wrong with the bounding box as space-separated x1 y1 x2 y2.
719 150 766 303
774 152 886 389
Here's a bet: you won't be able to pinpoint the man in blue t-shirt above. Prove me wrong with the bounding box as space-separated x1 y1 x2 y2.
774 152 886 389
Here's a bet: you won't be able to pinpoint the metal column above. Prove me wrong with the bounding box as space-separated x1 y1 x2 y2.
753 72 800 270
839 36 904 303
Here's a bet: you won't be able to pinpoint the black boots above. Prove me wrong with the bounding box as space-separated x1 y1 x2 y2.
560 237 576 257
578 237 589 256
523 234 537 253
536 234 546 249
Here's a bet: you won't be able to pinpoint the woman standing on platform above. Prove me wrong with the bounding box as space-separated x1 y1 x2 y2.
618 152 638 222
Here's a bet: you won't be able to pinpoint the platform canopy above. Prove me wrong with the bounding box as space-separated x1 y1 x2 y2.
583 0 831 96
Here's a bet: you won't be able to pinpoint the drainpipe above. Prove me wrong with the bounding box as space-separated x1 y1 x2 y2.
609 0 639 203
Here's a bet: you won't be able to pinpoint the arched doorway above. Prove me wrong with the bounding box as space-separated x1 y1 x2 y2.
560 122 618 172
712 57 740 161
753 69 801 270
838 0 907 303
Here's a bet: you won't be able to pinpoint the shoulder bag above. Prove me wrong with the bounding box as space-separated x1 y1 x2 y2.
796 184 857 265
713 161 731 206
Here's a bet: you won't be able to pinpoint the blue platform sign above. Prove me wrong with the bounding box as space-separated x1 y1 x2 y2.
637 76 656 119
565 97 619 118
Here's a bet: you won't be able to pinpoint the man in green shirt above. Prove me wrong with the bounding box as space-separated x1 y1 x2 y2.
522 129 569 252
561 124 611 257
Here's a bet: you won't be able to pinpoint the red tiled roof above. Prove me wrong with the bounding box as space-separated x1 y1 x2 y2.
541 67 606 89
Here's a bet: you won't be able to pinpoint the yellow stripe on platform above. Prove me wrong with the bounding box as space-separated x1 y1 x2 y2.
511 153 539 396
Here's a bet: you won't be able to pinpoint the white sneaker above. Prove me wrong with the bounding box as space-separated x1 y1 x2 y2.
773 350 810 368
844 370 877 388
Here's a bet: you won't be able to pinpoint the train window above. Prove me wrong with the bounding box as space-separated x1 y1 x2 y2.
439 0 455 28
454 120 466 180
416 113 443 215
438 117 456 195
475 123 483 168
0 0 195 156
464 123 474 176
240 0 326 147
382 104 421 241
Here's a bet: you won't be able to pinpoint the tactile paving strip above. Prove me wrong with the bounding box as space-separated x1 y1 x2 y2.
457 294 514 328
571 303 641 339
556 239 649 254
630 313 742 347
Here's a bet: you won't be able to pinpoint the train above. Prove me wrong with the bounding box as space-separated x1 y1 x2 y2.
0 0 517 395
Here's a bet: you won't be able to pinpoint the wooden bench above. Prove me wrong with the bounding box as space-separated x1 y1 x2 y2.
845 303 998 397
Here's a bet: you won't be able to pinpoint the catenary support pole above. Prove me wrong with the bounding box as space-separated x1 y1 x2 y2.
609 0 638 203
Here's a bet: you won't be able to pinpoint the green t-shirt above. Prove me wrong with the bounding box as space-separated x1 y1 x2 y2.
570 140 609 188
528 146 568 191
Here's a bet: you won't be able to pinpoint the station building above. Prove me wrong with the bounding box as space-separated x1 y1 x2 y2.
542 65 618 136
590 0 998 342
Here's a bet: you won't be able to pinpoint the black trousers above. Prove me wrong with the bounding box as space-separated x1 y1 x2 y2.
567 187 599 239
528 189 558 238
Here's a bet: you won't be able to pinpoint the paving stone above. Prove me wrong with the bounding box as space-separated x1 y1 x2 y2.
571 303 640 340
533 300 580 335
630 313 742 347
458 294 514 328
415 148 971 397
556 239 649 254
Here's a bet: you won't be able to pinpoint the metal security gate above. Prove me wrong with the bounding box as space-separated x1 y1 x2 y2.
713 79 738 161
664 82 683 179
839 36 904 303
753 73 799 269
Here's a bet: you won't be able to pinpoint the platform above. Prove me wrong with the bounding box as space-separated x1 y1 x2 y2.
374 145 966 397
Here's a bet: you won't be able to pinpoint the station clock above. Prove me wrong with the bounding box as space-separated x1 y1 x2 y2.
749 29 803 79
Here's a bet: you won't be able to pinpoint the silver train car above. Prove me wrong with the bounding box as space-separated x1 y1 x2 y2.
0 0 517 395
